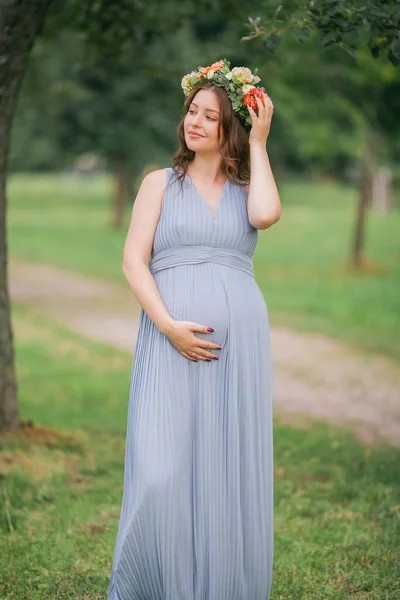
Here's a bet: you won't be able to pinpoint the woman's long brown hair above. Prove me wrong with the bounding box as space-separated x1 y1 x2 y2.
170 82 250 191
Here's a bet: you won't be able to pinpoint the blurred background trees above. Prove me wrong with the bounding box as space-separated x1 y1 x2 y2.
1 0 399 431
8 1 400 235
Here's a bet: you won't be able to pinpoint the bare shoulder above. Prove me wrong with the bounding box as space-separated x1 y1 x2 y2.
141 168 168 195
123 168 168 267
132 168 168 213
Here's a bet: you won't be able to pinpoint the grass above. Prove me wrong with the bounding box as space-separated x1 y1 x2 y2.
0 302 399 599
7 172 400 361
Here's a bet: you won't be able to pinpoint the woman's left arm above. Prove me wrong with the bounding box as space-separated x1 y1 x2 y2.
246 91 281 230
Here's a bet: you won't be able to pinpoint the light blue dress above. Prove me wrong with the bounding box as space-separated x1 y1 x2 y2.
108 166 274 600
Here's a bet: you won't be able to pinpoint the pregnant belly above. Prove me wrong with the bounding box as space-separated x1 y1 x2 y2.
154 264 267 350
154 265 230 348
186 283 229 348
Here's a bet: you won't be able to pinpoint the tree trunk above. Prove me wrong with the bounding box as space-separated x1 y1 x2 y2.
0 0 53 433
112 157 130 229
372 166 392 214
351 125 378 268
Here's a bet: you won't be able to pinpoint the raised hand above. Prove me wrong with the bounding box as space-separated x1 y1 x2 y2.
247 90 274 145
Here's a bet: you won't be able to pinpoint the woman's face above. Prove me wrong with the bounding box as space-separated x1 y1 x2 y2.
184 88 223 152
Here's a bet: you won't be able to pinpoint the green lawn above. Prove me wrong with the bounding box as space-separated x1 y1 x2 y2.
0 303 398 599
7 173 400 360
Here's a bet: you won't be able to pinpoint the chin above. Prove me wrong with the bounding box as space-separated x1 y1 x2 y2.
187 140 205 150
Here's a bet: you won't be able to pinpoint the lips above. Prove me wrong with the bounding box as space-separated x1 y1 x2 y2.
188 131 204 137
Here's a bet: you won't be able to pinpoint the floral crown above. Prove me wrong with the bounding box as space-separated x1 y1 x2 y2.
181 58 265 129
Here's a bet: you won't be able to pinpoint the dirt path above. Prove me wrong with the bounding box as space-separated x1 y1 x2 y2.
9 258 400 449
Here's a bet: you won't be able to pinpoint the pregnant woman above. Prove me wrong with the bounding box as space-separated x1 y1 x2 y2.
107 58 281 600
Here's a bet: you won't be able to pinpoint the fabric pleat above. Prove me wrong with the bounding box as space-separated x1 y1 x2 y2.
107 167 274 600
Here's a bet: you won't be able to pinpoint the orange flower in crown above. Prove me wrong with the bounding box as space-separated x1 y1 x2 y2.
181 57 264 129
199 60 225 78
243 87 266 111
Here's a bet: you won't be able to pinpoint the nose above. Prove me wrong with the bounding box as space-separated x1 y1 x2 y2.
191 113 202 127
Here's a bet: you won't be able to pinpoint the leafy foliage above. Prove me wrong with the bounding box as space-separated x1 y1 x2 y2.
242 0 400 66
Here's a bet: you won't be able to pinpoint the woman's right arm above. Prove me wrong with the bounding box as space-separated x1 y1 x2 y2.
122 168 175 335
122 168 221 362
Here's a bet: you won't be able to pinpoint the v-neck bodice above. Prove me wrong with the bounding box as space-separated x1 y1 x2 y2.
151 167 258 260
184 173 229 220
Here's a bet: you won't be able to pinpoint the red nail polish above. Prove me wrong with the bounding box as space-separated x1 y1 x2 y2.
207 327 214 332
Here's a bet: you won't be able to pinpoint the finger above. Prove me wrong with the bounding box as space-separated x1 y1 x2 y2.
189 339 220 358
257 95 271 121
194 354 211 361
263 91 274 109
189 322 215 334
181 351 198 362
185 346 210 361
255 95 265 110
196 349 218 359
247 106 258 122
197 339 222 349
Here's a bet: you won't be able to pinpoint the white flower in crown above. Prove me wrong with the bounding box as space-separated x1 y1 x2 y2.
231 66 253 84
181 76 191 96
181 71 200 96
242 84 256 95
225 71 233 80
207 70 215 79
252 75 261 84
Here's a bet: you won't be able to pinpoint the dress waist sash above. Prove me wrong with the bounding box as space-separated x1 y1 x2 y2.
149 245 254 278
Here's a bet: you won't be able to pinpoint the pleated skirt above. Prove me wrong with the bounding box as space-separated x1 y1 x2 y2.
108 259 274 600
